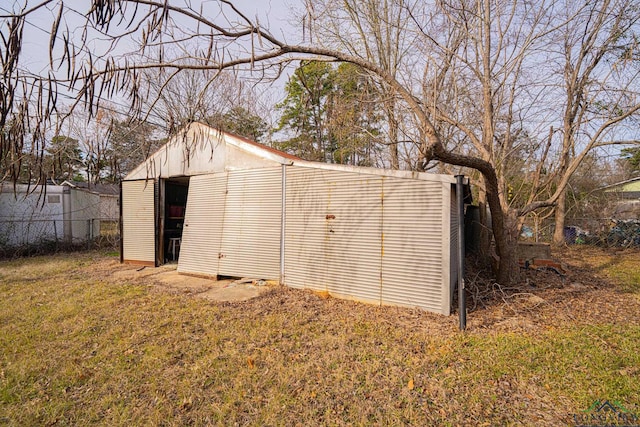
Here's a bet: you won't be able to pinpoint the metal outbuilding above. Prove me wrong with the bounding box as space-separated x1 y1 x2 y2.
121 122 466 315
0 183 101 247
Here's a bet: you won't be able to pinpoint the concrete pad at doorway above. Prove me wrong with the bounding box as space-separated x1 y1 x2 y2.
112 264 271 302
114 264 272 302
197 284 267 302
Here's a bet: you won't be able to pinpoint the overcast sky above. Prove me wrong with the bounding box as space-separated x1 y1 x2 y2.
3 0 302 125
8 0 298 75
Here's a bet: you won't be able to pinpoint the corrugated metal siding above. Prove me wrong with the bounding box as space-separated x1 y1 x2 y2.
177 174 227 276
322 172 382 305
161 162 455 315
380 177 446 313
283 168 331 290
69 189 100 243
218 168 282 279
284 167 383 305
122 180 156 264
449 185 458 313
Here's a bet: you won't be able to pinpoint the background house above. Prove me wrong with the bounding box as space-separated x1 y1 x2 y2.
120 122 468 315
602 177 640 219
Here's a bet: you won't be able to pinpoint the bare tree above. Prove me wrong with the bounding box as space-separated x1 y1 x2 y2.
106 117 163 180
63 107 114 184
395 0 640 272
451 1 556 277
550 0 640 244
2 0 639 284
140 62 249 135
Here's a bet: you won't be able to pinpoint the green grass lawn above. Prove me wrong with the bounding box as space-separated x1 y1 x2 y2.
1 249 639 426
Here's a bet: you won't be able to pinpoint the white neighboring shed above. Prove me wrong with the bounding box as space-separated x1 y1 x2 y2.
0 183 100 247
121 122 464 315
61 181 120 220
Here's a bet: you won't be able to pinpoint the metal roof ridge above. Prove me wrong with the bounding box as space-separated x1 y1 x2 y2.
289 159 458 183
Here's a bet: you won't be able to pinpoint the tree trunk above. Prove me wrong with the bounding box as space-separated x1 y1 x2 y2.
553 189 566 245
389 141 399 170
483 174 521 285
495 209 521 285
432 143 521 285
477 188 491 260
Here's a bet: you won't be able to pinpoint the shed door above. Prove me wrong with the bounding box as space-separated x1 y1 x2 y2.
177 173 227 276
218 168 282 280
121 179 157 265
318 170 382 304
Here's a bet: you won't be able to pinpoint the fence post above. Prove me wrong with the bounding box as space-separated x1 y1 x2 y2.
87 219 91 250
53 220 58 250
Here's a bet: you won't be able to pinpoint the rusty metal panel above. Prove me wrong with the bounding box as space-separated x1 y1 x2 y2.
218 168 282 279
284 167 383 305
321 172 382 305
285 166 451 314
380 177 447 313
121 179 156 265
177 173 227 276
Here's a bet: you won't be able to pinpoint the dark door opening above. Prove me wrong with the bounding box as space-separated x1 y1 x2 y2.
161 177 189 263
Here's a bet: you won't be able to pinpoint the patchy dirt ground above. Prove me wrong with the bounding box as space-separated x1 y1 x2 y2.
99 259 274 302
464 246 640 332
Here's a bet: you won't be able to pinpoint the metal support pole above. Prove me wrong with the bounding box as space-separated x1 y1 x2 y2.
455 175 467 331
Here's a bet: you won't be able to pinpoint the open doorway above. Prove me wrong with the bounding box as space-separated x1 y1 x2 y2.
161 177 189 263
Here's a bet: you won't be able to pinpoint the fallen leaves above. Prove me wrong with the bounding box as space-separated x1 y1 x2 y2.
1 249 639 426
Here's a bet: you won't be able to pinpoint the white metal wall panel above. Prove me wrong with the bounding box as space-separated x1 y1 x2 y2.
381 177 447 313
0 186 65 246
322 172 382 304
177 174 227 276
122 180 156 264
126 123 288 180
218 168 282 279
283 168 331 290
449 185 458 312
284 167 383 305
69 189 100 243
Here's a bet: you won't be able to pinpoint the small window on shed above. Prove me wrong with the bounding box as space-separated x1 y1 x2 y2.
47 195 61 204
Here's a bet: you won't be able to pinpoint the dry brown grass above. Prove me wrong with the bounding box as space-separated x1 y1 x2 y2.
1 248 639 426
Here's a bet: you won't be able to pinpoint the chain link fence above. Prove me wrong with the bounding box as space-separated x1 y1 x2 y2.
516 181 640 249
520 218 640 248
0 218 120 258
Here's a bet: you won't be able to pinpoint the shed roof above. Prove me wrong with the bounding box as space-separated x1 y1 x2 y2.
125 121 456 184
125 122 296 180
0 182 67 194
60 181 120 195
